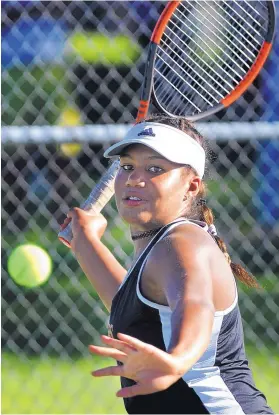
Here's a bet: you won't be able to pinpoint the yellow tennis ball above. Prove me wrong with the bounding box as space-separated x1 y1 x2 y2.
7 244 52 288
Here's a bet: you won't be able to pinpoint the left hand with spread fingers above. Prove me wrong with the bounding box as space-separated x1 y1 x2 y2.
89 333 183 398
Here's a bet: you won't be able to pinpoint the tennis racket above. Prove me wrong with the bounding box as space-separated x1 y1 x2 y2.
59 0 275 247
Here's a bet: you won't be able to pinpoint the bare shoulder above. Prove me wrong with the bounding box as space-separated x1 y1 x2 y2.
148 222 217 268
141 222 235 310
140 224 214 305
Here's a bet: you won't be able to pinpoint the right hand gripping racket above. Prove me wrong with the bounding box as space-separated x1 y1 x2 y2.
59 0 275 247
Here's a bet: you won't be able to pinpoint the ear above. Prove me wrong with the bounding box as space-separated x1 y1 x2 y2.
185 176 202 198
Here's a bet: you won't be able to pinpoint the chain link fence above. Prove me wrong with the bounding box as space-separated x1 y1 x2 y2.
2 1 279 125
2 1 279 414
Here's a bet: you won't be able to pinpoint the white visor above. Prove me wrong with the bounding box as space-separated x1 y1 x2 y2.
104 122 206 178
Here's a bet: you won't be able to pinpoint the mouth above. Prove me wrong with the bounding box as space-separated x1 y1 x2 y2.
122 196 146 206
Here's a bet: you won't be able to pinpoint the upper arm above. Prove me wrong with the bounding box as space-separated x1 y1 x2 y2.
145 225 216 358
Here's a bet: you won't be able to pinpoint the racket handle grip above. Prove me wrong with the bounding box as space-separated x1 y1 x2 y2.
58 160 119 248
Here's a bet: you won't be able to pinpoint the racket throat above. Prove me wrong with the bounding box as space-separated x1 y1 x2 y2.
136 42 158 122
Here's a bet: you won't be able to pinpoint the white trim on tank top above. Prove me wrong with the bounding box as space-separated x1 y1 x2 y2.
136 218 238 316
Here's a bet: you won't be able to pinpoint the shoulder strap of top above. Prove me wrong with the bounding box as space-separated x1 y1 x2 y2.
134 218 211 270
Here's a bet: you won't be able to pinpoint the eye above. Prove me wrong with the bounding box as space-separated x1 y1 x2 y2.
148 166 164 173
120 164 133 171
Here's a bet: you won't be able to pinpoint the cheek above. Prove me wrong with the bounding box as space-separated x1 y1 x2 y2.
153 172 184 198
114 171 125 202
114 173 120 193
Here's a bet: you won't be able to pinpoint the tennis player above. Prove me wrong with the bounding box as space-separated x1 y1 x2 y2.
63 116 273 414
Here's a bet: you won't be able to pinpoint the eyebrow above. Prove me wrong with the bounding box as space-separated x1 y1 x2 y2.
121 153 166 161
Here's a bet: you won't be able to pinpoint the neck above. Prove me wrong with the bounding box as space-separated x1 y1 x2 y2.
132 234 157 261
130 217 186 258
131 226 163 241
130 224 164 259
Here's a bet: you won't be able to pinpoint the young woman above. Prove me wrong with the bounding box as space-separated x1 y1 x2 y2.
62 116 273 414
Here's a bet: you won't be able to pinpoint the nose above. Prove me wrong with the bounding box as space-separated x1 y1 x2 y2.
126 170 146 188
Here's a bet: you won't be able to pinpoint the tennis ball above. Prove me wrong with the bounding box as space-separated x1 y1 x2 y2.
7 244 52 288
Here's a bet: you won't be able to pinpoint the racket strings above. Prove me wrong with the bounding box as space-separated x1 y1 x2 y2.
172 8 246 80
153 0 270 116
204 1 261 61
177 5 249 74
156 26 236 110
190 2 257 65
213 3 263 55
242 0 262 19
156 19 237 111
154 68 202 112
155 55 217 109
160 21 238 97
221 1 264 40
176 1 264 75
161 28 232 92
214 0 265 45
198 1 260 57
158 39 225 101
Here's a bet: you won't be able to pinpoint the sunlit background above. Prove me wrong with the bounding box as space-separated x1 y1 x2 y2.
2 1 279 414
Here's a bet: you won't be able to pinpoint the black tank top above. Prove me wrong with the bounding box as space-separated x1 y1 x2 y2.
109 219 273 414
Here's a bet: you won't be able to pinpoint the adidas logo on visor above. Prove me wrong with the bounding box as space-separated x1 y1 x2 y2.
138 128 155 137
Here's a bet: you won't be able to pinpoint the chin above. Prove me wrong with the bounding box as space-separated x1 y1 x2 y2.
119 209 152 227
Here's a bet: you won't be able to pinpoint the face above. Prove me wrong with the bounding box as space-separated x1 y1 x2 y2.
114 144 201 231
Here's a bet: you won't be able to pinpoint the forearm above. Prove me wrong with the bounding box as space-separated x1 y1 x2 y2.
167 299 214 375
74 235 127 311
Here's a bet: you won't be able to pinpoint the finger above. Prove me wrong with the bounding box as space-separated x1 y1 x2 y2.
67 207 84 219
70 207 96 218
116 383 153 398
101 335 136 353
60 217 71 230
66 210 75 219
117 333 148 351
88 345 127 362
92 365 123 377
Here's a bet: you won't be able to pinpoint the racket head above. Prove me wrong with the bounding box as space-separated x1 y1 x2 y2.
141 0 275 121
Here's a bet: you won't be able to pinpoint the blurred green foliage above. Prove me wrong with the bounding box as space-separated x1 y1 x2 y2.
2 65 67 125
1 353 125 414
2 348 278 414
69 33 140 65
